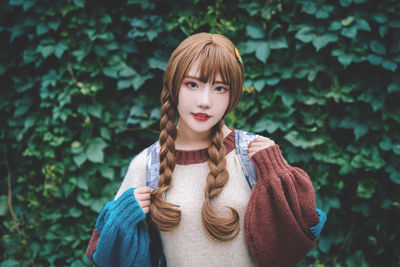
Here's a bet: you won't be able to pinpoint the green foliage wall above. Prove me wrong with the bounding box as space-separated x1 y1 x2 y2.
1 0 399 266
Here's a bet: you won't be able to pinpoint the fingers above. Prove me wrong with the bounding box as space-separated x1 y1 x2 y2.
249 137 275 145
134 186 153 214
248 137 275 159
248 138 275 149
134 186 153 194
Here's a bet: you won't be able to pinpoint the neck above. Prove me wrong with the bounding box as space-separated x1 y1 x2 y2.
175 120 231 150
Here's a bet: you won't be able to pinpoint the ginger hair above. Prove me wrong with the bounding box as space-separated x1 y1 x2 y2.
150 32 244 242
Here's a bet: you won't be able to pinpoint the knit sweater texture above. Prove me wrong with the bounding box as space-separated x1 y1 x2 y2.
87 129 322 267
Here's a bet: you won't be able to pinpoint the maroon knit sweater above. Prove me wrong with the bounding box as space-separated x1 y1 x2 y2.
245 144 319 266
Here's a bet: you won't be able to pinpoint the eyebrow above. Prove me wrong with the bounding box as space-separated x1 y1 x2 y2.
185 76 229 86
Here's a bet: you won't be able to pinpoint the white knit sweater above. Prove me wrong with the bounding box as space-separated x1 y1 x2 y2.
115 146 257 267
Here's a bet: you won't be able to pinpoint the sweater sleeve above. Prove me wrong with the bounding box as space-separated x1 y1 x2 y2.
244 144 320 266
86 188 151 267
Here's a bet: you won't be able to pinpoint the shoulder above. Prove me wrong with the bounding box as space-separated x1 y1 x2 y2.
127 146 149 169
233 128 273 145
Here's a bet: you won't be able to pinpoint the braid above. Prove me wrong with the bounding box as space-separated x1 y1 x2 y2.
201 120 240 242
150 87 181 231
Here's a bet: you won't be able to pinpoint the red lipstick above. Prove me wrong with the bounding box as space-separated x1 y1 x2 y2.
192 113 210 121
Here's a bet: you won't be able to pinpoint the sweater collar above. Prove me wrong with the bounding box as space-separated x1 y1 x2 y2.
175 128 235 165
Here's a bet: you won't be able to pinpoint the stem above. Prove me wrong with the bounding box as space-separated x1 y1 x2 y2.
5 151 36 267
331 219 355 264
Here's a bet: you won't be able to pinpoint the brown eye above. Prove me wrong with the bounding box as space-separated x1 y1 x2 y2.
215 86 228 93
187 82 198 88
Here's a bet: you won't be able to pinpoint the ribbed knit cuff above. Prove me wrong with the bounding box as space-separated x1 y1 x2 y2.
95 188 146 234
250 144 291 179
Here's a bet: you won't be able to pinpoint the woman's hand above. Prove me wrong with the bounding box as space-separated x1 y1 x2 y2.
248 137 275 160
134 186 153 214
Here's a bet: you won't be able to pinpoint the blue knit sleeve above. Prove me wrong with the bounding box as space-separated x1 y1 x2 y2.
309 208 327 239
89 188 151 267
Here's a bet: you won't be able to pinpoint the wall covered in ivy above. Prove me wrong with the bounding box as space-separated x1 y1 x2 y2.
1 0 399 266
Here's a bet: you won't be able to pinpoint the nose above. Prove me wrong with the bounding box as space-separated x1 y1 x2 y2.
197 87 211 108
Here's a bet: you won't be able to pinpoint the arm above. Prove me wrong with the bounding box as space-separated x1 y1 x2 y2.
245 141 323 266
86 188 151 267
86 149 151 266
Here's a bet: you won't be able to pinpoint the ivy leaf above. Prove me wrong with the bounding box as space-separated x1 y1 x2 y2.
295 27 315 43
269 38 288 49
388 83 400 93
382 60 397 72
356 179 376 199
9 24 25 42
379 25 388 37
90 198 107 213
393 144 400 155
119 66 137 77
329 21 342 31
73 0 85 8
276 88 295 106
100 166 115 180
354 124 368 140
339 0 352 7
356 19 371 31
315 5 334 19
247 24 265 39
266 76 280 86
367 54 383 65
254 118 279 133
38 45 55 58
100 127 111 140
103 67 119 78
284 131 326 149
312 33 338 51
148 57 167 71
48 20 61 31
86 138 108 163
341 16 354 26
54 43 68 58
373 13 388 24
370 40 386 55
386 166 400 184
133 74 152 90
73 152 87 167
117 79 132 90
253 79 266 92
341 26 358 38
36 23 49 36
255 41 270 63
88 104 102 118
339 54 353 67
76 176 89 191
379 136 392 151
238 40 259 54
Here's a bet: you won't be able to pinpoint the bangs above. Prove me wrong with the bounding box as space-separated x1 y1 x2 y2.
187 44 234 86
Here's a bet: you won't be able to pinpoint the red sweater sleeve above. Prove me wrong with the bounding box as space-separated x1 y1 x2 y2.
244 144 319 267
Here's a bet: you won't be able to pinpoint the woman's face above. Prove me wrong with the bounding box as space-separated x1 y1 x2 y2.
176 64 230 136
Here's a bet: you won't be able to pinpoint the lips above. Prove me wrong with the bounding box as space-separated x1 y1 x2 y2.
192 113 210 121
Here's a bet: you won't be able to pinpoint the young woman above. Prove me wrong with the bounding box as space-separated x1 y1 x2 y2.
86 32 325 267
